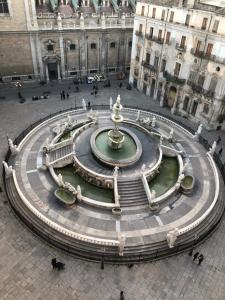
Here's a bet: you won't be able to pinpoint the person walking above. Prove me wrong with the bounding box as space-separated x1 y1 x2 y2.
193 252 199 261
62 90 65 100
119 82 123 88
120 291 124 300
60 91 63 100
198 254 204 265
67 92 69 99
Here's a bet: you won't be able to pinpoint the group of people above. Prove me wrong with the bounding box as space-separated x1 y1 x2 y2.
189 249 204 265
60 90 69 100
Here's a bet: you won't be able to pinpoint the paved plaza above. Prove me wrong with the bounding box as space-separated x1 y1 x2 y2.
0 80 225 300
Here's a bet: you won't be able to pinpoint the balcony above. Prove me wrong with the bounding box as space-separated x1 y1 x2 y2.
187 80 204 94
176 43 187 52
142 61 157 72
190 48 204 58
135 30 143 37
190 49 225 64
164 71 185 85
145 35 164 44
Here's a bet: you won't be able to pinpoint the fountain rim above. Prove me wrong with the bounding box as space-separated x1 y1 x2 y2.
90 125 143 167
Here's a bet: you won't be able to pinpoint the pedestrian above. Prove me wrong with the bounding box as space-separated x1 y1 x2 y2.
94 90 97 97
62 90 65 100
101 255 104 270
128 264 134 269
219 148 223 155
88 101 91 108
119 82 122 88
193 252 199 261
217 135 221 144
67 92 69 99
60 91 63 100
120 291 124 300
198 254 204 265
188 248 194 256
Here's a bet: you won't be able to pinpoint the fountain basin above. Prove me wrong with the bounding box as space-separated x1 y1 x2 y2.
54 188 75 206
181 175 195 194
90 126 142 167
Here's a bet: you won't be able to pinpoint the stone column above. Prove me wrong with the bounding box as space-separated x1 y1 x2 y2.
59 35 66 79
45 64 49 82
57 62 61 81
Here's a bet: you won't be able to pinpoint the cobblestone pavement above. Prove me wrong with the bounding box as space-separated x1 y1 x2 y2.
0 80 225 300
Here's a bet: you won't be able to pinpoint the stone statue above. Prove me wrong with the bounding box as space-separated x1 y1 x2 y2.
113 166 119 177
118 234 126 256
58 173 65 187
8 138 19 155
169 129 174 140
141 164 146 173
53 123 62 135
64 182 77 195
193 124 203 141
67 115 72 127
151 116 156 128
109 97 113 110
2 161 13 178
166 228 179 248
136 110 140 121
208 141 217 155
82 98 87 111
77 185 82 199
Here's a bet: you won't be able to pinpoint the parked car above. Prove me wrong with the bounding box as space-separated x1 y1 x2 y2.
87 73 106 84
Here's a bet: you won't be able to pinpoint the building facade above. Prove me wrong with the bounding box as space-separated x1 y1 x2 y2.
0 0 134 83
130 0 225 129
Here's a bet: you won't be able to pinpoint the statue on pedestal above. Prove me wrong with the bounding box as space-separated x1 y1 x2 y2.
2 161 13 178
166 228 179 248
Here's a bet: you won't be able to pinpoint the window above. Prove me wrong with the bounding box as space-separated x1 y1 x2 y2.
144 73 148 81
189 70 197 82
91 43 96 49
166 32 171 44
185 14 190 26
183 96 190 111
203 103 209 114
70 44 76 50
212 20 219 33
158 29 162 41
209 78 217 92
47 44 54 52
136 47 141 57
141 6 145 16
198 75 205 88
0 0 9 14
161 59 166 73
145 53 150 64
110 42 116 48
174 62 181 77
161 9 165 21
191 101 198 116
180 36 186 49
169 11 174 23
201 17 208 30
139 24 143 33
152 7 156 18
196 40 201 54
128 41 132 48
149 27 154 38
154 56 159 68
206 43 213 57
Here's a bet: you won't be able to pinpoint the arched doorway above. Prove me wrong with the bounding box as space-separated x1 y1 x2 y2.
167 86 177 107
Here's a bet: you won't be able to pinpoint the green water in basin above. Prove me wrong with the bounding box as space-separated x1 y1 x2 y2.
58 129 76 142
149 157 179 197
54 165 114 203
95 131 137 160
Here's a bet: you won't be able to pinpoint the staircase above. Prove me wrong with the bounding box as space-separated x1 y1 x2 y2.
118 178 149 207
49 144 73 163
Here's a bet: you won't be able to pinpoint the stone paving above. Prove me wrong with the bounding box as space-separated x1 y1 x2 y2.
0 80 225 299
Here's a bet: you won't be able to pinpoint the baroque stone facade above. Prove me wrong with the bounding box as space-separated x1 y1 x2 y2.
129 0 225 129
0 0 134 82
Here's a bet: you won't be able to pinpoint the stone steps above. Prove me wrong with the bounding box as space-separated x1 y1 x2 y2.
49 144 73 162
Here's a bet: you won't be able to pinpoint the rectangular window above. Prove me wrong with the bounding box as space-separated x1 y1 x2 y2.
206 43 213 57
196 40 201 54
149 27 154 38
185 14 190 26
212 20 219 33
154 56 159 68
158 29 162 41
169 11 174 23
203 103 209 114
70 44 76 50
47 44 54 52
180 36 186 49
191 101 198 116
145 53 150 64
85 0 88 5
174 62 181 77
166 32 171 44
0 0 9 14
141 6 145 16
183 96 190 112
201 17 208 30
198 75 205 88
161 9 165 21
189 70 197 82
91 43 96 49
152 7 156 18
139 23 143 33
161 59 166 73
110 42 116 48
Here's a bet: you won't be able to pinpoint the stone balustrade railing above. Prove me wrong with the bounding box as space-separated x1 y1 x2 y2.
178 152 220 236
12 170 119 247
141 173 152 206
48 139 73 152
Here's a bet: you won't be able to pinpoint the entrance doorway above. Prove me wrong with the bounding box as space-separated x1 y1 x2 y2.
150 79 155 97
168 86 177 107
48 63 58 80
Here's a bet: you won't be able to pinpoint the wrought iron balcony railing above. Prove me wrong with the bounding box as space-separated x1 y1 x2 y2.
163 71 185 85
